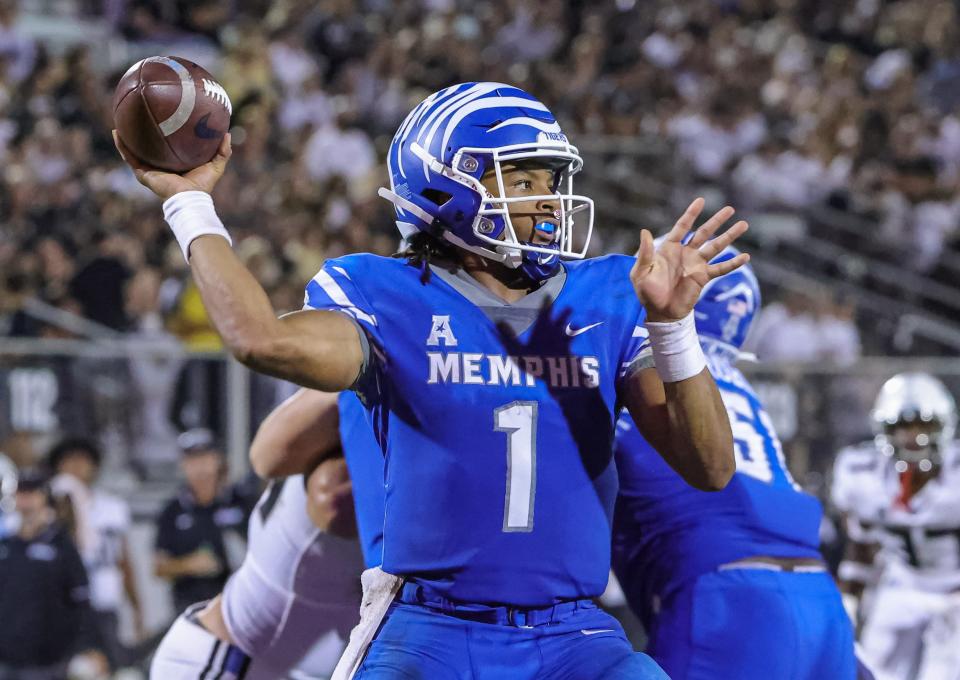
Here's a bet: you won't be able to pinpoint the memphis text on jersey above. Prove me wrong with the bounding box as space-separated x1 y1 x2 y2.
425 315 600 388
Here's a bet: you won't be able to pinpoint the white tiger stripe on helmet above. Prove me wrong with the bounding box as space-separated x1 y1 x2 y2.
391 88 450 181
394 88 443 147
145 56 197 137
416 82 501 150
438 96 550 156
411 84 457 129
399 83 492 180
392 102 434 181
487 117 563 134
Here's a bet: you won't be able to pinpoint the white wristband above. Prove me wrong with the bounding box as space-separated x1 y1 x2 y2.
162 191 232 262
646 311 707 383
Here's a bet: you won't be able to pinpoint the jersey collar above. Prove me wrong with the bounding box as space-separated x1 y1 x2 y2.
428 263 567 337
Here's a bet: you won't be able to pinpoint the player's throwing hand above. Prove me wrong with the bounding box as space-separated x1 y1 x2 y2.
112 129 232 200
631 198 750 322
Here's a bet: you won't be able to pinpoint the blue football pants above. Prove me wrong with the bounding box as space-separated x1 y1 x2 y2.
355 600 669 680
645 568 855 680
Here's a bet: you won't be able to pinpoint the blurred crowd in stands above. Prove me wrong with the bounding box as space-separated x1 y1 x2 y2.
3 4 956 672
2 0 959 357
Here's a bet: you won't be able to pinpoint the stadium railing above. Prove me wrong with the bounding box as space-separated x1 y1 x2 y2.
2 337 958 506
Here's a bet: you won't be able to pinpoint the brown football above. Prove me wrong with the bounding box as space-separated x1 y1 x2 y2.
113 56 232 173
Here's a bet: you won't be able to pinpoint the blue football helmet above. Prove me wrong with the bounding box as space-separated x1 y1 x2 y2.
378 82 594 279
694 245 760 352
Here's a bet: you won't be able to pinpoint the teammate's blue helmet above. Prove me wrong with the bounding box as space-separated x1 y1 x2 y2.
378 82 594 277
694 246 760 352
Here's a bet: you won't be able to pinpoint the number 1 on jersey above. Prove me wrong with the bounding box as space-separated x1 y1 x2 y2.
495 401 538 532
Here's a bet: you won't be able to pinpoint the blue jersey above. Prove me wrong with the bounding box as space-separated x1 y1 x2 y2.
612 349 823 621
305 253 652 606
338 391 385 569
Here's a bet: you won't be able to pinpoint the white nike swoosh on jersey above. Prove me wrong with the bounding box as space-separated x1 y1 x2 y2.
581 629 615 635
565 321 604 336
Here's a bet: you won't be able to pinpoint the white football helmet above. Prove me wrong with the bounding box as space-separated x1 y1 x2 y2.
871 372 957 470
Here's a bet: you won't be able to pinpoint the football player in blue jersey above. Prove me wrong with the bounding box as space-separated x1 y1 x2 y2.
612 247 856 680
115 81 751 679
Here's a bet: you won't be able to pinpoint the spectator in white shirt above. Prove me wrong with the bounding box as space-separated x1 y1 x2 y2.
48 439 144 672
302 108 377 189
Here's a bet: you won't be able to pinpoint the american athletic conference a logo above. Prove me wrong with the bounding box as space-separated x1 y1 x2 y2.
426 315 458 347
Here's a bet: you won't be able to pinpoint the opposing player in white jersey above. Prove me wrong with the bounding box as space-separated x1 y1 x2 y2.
832 372 960 680
151 389 366 680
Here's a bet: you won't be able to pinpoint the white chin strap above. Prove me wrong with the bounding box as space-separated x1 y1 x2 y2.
495 244 523 269
440 230 523 268
377 187 434 225
380 189 524 268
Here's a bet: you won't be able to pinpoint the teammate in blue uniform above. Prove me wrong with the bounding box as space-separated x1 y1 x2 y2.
612 248 856 680
116 81 751 679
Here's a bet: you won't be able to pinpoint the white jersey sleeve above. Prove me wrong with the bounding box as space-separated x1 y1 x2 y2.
221 476 364 677
831 442 882 515
831 442 887 544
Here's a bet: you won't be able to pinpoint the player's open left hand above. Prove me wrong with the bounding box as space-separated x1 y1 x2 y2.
631 197 750 322
112 129 231 200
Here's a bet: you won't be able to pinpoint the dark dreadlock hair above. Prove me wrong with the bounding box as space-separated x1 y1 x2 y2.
392 231 461 284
